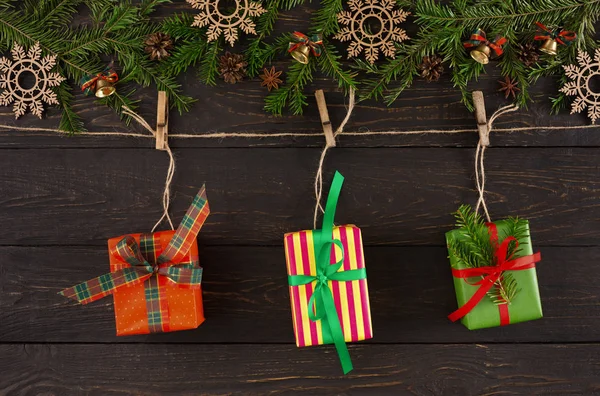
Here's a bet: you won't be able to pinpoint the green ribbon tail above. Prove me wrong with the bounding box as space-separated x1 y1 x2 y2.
320 285 353 374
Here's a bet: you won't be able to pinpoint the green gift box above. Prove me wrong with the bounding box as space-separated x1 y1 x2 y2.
446 211 543 330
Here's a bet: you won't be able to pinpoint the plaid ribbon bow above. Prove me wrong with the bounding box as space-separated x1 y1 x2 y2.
80 68 119 95
463 28 507 57
59 186 210 332
288 31 323 57
534 22 576 46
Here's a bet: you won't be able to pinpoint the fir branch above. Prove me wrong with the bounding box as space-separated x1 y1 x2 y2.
56 81 85 134
245 0 281 78
500 217 530 261
317 40 357 92
452 205 494 267
488 273 520 305
139 0 172 17
199 40 221 86
310 0 343 37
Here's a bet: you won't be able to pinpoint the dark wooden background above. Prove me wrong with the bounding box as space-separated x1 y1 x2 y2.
1 2 600 395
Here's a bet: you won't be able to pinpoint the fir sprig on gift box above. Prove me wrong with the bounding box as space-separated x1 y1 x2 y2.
447 205 529 305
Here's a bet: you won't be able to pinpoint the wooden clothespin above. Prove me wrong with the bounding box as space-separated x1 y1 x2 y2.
472 91 489 147
155 91 169 150
315 89 336 148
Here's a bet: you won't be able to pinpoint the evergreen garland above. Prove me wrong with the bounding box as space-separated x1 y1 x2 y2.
258 0 357 115
2 0 600 127
362 0 600 110
448 205 530 305
0 0 192 133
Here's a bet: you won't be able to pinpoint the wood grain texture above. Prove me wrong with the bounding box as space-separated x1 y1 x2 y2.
0 148 598 246
1 343 599 395
0 246 597 343
0 3 597 393
1 73 599 149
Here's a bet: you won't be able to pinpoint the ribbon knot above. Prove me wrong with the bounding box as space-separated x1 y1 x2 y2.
448 222 541 325
317 273 329 285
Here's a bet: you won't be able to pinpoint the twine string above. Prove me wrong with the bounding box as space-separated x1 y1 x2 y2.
474 104 519 222
122 106 175 232
0 97 585 230
313 87 356 228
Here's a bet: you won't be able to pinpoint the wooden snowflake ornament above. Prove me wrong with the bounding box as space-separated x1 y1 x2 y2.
334 0 410 64
0 42 65 119
560 49 600 124
186 0 266 46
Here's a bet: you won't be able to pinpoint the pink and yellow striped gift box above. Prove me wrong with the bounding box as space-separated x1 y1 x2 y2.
284 224 373 347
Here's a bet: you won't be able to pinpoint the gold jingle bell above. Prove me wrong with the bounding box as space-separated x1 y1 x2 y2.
539 38 558 56
290 43 311 65
470 43 491 65
95 78 116 98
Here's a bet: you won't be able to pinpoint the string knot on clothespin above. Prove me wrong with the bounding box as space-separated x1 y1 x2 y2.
472 91 519 222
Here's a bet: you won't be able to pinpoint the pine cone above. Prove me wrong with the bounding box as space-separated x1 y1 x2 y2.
144 32 173 61
218 52 247 84
419 55 444 82
517 43 540 67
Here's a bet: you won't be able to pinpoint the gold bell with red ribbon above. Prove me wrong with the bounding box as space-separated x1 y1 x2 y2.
470 44 492 64
80 68 119 98
290 44 311 64
534 22 576 57
94 79 116 98
538 39 558 56
288 32 323 65
463 28 507 65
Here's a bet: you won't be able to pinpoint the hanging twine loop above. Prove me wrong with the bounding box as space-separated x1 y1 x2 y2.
313 88 356 229
122 105 175 232
472 91 519 222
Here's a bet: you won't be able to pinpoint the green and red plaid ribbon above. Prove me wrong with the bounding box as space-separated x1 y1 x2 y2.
534 22 576 46
80 68 119 96
463 28 507 56
288 32 323 57
59 186 210 332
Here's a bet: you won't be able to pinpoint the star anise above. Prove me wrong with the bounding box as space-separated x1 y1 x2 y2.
498 76 520 99
259 66 283 91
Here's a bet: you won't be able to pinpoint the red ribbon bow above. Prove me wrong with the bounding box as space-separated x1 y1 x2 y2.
534 22 576 46
448 223 541 326
463 28 508 57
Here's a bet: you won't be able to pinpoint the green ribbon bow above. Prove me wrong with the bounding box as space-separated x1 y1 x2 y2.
288 171 367 374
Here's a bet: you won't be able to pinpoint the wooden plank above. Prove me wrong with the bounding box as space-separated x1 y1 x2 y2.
0 72 598 149
0 147 598 246
1 246 597 343
1 343 599 395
